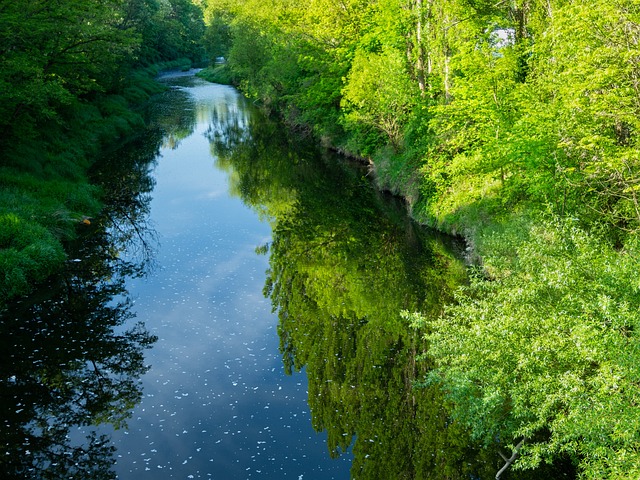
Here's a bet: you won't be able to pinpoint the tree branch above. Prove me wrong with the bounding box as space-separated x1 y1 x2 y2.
496 437 526 479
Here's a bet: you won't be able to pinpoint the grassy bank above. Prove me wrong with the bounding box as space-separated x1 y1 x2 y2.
196 64 234 85
0 60 200 309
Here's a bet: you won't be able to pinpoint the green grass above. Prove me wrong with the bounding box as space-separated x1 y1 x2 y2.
196 64 234 85
0 64 171 310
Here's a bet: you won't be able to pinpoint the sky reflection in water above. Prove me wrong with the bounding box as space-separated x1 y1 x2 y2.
103 76 352 479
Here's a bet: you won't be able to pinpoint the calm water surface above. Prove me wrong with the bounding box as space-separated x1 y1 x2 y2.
100 74 354 478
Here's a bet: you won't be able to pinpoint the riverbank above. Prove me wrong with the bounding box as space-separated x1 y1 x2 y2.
0 0 209 311
0 60 197 310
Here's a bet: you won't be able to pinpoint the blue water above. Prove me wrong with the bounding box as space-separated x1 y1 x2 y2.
98 74 352 479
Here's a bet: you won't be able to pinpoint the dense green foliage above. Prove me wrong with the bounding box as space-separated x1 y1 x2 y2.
203 0 640 477
0 0 206 307
408 219 640 478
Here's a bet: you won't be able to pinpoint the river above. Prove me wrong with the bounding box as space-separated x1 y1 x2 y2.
0 72 573 479
104 73 360 479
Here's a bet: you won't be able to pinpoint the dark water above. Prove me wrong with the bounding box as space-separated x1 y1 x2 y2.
0 73 575 479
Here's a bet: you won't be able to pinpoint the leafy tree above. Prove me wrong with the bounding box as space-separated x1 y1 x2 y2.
203 11 232 60
0 0 138 144
342 45 419 149
409 218 640 478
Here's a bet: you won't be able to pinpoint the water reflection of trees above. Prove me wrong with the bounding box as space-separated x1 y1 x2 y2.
208 112 576 479
0 111 166 478
95 130 161 274
0 264 156 479
148 83 198 151
205 101 252 155
207 114 492 478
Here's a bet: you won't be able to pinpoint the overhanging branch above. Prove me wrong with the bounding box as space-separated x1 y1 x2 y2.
496 437 526 479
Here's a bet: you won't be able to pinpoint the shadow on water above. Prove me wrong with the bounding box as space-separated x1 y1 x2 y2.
207 107 577 479
0 118 162 479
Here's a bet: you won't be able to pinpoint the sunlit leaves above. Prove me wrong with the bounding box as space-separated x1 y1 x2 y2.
410 218 640 477
416 0 640 234
529 0 640 230
342 46 419 148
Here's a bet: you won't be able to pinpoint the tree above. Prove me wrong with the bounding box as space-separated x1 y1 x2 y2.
342 45 419 149
409 218 640 478
0 0 139 144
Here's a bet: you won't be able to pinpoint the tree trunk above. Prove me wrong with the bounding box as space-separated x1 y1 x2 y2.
415 0 426 93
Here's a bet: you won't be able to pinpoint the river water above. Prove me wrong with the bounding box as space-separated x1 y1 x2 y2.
0 73 574 479
92 73 356 478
